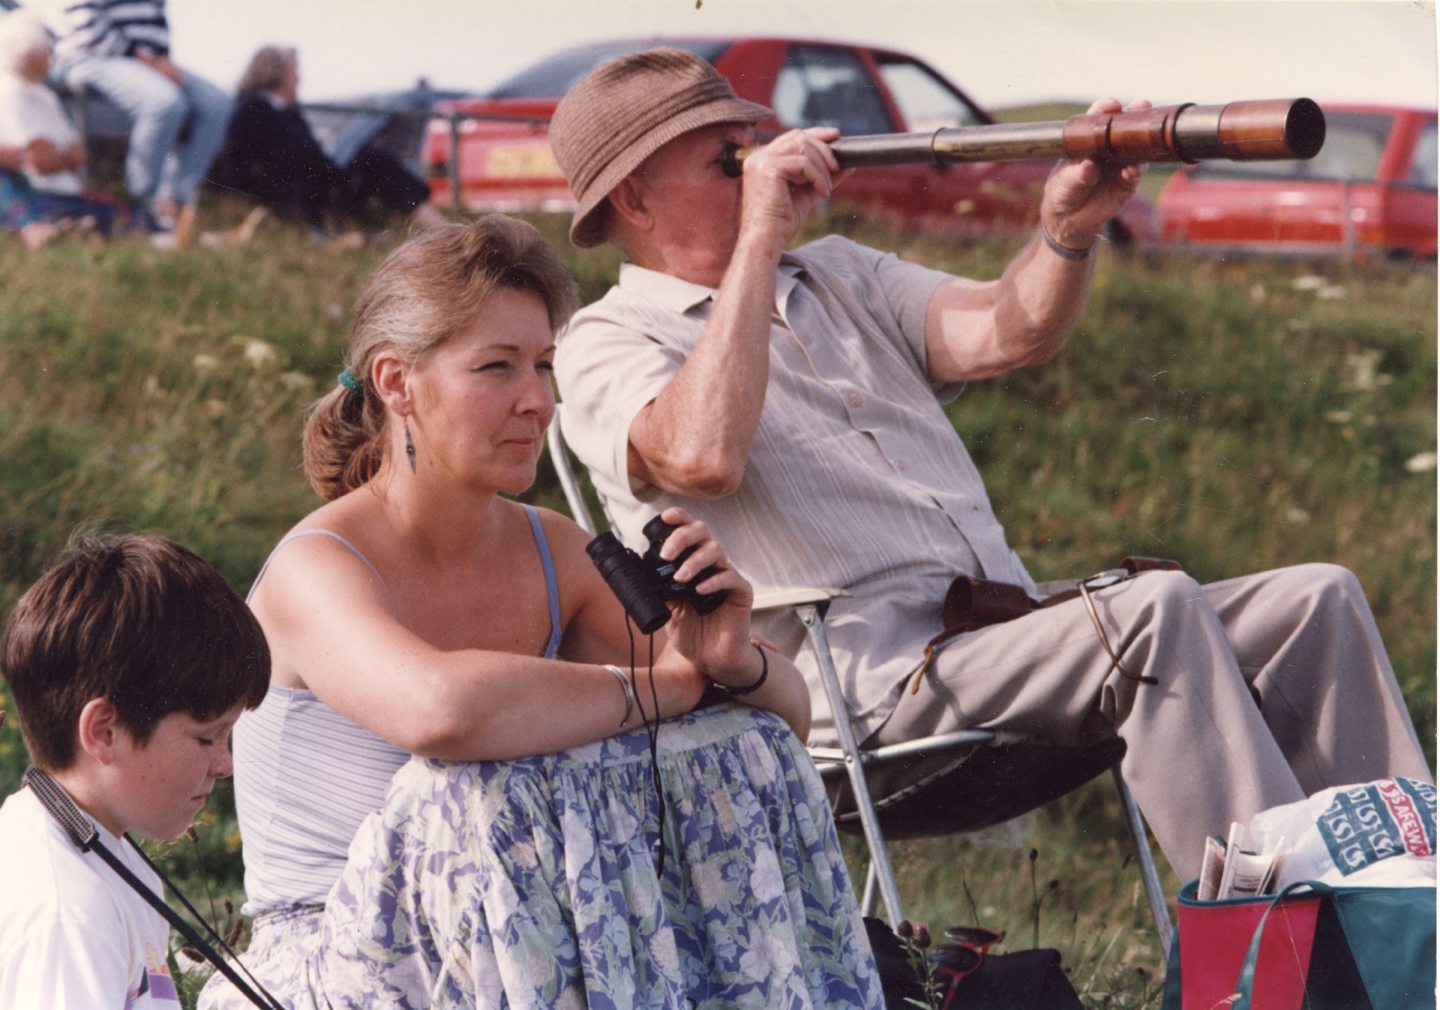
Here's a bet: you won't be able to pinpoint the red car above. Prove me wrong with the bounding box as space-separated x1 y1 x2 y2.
1157 103 1437 260
425 37 1160 244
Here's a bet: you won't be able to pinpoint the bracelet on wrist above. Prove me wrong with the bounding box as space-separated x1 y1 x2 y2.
603 664 635 728
716 640 769 698
1040 220 1095 261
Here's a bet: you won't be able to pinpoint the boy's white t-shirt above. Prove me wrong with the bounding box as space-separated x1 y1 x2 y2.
0 786 180 1010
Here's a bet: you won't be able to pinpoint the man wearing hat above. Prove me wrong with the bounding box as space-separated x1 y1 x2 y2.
551 48 1431 881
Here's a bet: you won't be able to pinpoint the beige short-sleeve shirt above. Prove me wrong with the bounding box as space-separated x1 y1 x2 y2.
556 235 1034 741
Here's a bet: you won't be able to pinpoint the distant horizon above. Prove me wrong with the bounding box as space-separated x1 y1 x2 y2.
135 1 1439 112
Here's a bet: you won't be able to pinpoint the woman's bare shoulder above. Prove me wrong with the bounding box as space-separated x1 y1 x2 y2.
524 502 597 556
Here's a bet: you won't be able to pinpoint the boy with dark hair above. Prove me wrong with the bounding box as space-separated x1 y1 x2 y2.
0 532 270 1009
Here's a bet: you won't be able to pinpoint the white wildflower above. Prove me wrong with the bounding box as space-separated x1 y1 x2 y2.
239 337 278 367
1342 350 1386 391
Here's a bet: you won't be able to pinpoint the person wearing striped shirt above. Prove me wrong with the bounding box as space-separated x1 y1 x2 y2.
44 0 229 235
550 48 1433 884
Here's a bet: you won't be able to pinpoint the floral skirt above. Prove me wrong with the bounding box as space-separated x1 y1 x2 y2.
205 704 882 1010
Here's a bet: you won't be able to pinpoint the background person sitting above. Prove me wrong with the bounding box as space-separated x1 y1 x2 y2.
198 215 879 1009
0 532 270 1009
44 0 230 241
0 140 60 248
212 45 445 240
0 10 117 236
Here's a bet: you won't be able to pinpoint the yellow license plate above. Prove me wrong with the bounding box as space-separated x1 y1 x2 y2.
487 145 563 179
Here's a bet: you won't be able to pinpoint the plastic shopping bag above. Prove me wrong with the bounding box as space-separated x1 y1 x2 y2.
1246 776 1435 890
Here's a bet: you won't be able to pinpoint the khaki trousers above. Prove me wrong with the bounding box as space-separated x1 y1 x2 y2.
871 563 1431 880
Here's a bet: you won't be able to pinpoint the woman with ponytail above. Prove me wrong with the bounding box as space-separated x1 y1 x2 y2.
200 215 881 1009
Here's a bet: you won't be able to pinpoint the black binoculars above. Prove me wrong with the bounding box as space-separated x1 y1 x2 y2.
586 516 727 635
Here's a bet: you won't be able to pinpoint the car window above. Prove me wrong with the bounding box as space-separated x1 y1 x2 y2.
490 40 732 98
1406 120 1437 190
1191 112 1392 183
875 57 984 132
772 46 892 135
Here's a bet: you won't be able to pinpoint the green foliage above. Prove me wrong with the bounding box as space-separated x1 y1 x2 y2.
0 214 1432 1009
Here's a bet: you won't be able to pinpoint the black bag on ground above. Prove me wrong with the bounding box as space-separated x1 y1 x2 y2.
863 916 927 1009
863 916 1083 1010
946 948 1083 1010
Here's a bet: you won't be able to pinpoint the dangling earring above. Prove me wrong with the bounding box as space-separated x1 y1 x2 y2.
404 418 417 474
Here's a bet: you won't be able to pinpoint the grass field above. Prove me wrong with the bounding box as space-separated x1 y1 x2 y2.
0 208 1433 1007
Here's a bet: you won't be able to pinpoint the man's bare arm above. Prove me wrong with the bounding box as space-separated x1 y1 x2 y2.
924 98 1147 385
627 128 843 497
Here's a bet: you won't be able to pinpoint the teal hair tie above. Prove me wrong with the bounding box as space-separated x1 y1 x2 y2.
337 368 363 394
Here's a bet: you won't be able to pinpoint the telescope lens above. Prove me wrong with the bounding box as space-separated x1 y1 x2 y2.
1286 99 1326 160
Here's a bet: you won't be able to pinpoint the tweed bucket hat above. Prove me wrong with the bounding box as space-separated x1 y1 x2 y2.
550 47 772 247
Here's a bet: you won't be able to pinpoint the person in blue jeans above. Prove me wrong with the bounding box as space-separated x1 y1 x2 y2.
46 0 228 237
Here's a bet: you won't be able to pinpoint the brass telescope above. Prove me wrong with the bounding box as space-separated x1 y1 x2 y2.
719 98 1325 176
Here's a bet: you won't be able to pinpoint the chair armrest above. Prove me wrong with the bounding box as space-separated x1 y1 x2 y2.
752 586 850 614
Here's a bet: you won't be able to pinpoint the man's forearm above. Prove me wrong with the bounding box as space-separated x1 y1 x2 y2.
629 229 781 497
992 228 1097 365
925 226 1096 384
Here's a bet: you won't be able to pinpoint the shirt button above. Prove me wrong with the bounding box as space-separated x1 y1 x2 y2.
848 393 862 407
797 332 811 345
896 460 908 472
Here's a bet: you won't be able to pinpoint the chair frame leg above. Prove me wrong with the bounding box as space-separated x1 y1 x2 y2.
861 860 880 917
803 600 1177 954
1113 765 1174 956
798 602 908 925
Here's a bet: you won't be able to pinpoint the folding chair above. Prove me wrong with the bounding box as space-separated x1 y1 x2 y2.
544 421 1174 955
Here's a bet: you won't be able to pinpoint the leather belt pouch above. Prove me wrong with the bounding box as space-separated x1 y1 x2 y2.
941 576 1036 632
941 557 1181 633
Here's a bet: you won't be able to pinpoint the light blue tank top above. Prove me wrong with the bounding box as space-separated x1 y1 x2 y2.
233 505 562 915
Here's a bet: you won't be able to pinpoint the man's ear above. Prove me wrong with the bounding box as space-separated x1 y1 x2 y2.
372 352 413 419
76 698 124 765
607 176 652 233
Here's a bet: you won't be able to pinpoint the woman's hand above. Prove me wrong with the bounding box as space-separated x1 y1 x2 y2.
650 507 811 738
651 507 760 686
